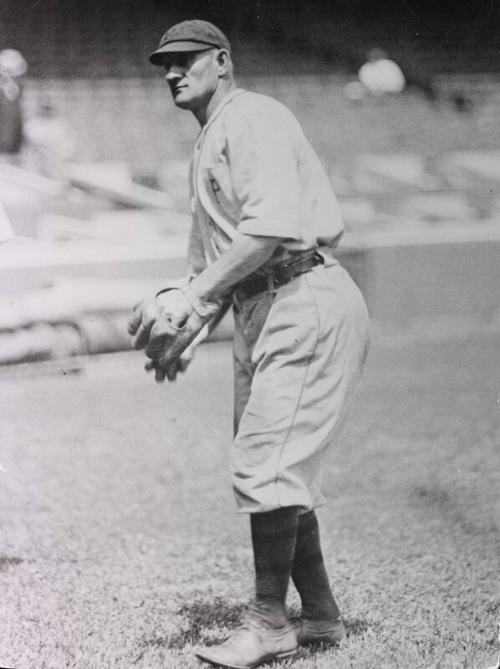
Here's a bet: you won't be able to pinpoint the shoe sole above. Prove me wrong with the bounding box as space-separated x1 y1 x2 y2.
195 647 298 669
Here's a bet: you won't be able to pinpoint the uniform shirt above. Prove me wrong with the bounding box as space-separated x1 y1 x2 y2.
188 89 344 273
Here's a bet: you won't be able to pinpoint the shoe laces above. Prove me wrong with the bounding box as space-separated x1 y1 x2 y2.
218 620 258 650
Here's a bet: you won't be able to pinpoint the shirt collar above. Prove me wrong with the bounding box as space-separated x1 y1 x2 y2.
203 87 246 132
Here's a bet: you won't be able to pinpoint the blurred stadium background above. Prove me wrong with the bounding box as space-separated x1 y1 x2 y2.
0 0 499 363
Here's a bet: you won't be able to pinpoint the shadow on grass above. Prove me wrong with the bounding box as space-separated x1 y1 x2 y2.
345 617 370 637
0 555 23 572
304 618 372 662
412 484 498 538
139 599 371 653
140 597 246 650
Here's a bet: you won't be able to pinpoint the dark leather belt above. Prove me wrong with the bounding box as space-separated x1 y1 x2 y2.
234 250 324 300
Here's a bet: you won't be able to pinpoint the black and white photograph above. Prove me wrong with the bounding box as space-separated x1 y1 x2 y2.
0 1 499 667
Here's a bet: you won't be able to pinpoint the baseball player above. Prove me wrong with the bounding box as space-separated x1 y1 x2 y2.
128 19 370 669
0 49 28 161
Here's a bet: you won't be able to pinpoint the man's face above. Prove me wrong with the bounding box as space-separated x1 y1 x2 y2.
163 50 220 112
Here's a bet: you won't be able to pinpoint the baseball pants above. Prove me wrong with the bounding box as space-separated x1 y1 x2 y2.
231 252 370 513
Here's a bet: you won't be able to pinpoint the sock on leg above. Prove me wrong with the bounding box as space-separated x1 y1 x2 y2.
250 506 299 626
291 510 341 620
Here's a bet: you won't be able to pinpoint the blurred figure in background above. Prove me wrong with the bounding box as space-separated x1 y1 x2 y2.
359 48 406 95
0 48 28 162
345 47 405 101
24 95 77 181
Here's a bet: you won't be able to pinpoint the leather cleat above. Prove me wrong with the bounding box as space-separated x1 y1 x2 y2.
195 617 298 669
294 616 346 647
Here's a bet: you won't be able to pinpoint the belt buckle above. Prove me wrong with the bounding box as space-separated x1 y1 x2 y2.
313 250 325 265
271 262 291 289
270 254 307 290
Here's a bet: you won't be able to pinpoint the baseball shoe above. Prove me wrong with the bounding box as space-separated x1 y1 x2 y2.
195 615 298 668
293 616 346 647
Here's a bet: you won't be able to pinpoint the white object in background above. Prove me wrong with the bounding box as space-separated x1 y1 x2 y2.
0 49 28 77
359 58 405 95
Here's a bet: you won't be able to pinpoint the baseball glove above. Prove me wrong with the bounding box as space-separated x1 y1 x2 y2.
129 282 219 352
127 276 191 351
146 292 232 382
128 280 228 382
144 324 209 382
145 289 219 363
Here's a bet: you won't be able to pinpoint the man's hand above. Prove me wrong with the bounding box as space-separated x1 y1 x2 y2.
127 288 193 353
143 295 232 382
144 325 209 382
128 285 221 379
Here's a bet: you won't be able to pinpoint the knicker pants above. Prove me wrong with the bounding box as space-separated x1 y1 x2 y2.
231 254 370 513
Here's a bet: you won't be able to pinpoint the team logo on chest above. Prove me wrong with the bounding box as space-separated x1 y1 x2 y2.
209 176 221 204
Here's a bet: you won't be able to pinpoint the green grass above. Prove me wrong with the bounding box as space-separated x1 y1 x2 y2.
0 332 499 668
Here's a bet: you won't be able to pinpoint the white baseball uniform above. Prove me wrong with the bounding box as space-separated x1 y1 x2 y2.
188 89 370 513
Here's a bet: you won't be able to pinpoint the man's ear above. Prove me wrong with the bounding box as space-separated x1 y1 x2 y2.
216 49 232 77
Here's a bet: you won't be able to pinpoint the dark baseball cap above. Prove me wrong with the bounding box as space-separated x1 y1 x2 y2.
149 20 231 65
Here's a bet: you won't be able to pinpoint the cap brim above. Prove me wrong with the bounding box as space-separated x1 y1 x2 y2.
149 42 215 65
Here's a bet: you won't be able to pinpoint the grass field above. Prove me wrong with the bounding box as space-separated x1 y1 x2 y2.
0 331 499 668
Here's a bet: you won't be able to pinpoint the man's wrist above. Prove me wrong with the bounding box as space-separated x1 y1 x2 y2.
181 283 221 319
155 275 193 299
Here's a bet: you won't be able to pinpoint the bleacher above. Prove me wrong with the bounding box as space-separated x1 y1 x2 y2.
2 0 499 231
0 0 497 173
17 71 499 182
1 1 500 365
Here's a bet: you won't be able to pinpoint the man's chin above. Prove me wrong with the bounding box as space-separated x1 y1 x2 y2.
173 99 191 110
172 93 193 110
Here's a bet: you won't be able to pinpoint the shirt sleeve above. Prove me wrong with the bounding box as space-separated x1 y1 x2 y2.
187 217 207 275
225 103 304 240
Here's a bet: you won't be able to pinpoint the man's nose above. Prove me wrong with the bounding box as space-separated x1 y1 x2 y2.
165 65 183 82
